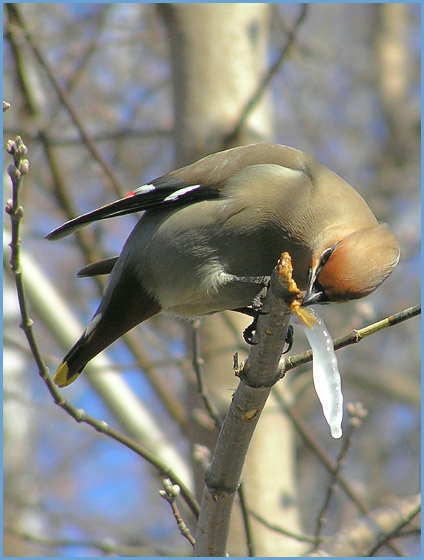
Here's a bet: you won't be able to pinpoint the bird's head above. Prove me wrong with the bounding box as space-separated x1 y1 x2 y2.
302 223 400 306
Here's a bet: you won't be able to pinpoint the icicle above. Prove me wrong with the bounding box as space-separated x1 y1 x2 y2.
292 307 343 439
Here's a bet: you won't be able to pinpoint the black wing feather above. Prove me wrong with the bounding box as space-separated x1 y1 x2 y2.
46 176 220 240
77 256 119 277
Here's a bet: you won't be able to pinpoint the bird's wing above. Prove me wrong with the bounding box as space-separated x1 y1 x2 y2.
46 144 311 241
45 174 222 240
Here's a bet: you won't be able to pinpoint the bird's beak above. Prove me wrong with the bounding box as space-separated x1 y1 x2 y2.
302 243 339 306
301 266 324 307
302 288 323 307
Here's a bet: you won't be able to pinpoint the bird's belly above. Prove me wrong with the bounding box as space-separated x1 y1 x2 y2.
125 205 311 317
157 261 264 317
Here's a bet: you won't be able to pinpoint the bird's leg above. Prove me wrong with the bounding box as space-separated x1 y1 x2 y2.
283 324 294 353
231 274 271 287
231 277 294 351
219 271 271 289
233 307 259 345
231 284 268 345
233 306 259 344
231 279 270 345
235 306 294 351
219 272 269 343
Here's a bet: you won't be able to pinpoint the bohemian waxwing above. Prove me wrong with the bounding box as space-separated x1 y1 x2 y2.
46 143 400 387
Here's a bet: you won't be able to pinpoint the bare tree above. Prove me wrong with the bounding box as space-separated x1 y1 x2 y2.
4 3 420 557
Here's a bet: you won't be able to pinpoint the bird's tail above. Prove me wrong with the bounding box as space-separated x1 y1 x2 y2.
53 281 161 387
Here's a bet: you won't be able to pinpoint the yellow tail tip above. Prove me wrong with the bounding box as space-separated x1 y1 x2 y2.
53 362 80 387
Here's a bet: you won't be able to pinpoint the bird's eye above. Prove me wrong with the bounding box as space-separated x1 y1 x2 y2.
314 243 338 280
320 242 338 268
303 242 340 306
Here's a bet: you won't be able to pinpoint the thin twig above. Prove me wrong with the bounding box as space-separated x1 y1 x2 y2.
312 403 368 547
2 126 171 145
4 525 160 557
6 4 124 197
364 501 421 557
274 392 406 556
237 482 256 557
191 320 224 431
248 510 318 545
284 304 421 373
225 4 308 145
274 387 370 514
159 479 196 547
312 494 420 557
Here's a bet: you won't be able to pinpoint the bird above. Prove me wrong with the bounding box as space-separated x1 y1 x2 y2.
46 143 400 387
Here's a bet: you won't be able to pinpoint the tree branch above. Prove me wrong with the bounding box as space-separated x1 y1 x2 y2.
194 253 295 556
310 493 420 557
285 304 421 373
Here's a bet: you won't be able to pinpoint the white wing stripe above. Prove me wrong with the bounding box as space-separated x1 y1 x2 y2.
164 185 201 202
